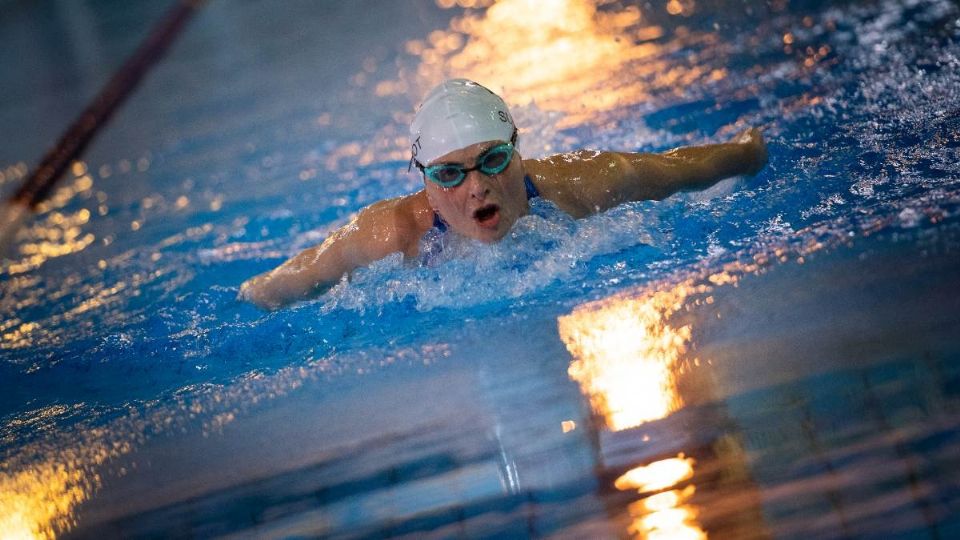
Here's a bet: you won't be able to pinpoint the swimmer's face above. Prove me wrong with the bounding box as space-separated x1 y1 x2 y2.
423 140 528 243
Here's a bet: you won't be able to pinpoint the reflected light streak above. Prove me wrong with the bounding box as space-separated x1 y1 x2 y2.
393 0 688 127
630 503 707 540
0 162 29 187
553 177 882 538
349 0 733 174
559 255 776 430
3 162 96 276
560 280 712 538
0 406 133 540
0 342 453 539
558 284 703 430
0 461 101 540
618 457 706 540
615 454 694 492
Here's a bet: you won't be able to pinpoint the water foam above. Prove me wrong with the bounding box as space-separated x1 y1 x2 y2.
320 197 666 313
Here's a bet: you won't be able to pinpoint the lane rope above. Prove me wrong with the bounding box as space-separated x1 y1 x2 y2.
0 0 205 254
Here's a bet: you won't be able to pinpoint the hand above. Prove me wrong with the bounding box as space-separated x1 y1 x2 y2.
238 275 279 311
734 127 768 175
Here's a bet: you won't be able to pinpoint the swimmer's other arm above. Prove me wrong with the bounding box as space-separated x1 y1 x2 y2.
529 128 768 217
239 193 429 310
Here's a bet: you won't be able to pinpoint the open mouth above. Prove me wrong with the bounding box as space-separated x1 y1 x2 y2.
473 204 501 227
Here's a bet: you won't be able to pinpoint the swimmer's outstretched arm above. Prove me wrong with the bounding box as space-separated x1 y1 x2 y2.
240 193 431 310
528 128 768 217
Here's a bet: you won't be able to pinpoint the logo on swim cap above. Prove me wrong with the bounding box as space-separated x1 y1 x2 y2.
410 79 515 168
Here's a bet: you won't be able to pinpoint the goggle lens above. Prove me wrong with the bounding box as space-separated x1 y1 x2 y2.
479 147 511 174
431 165 466 186
423 142 515 187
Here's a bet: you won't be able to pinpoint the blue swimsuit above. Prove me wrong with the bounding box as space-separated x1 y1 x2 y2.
431 175 540 232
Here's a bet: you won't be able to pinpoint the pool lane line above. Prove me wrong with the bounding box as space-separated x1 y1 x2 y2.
0 0 206 255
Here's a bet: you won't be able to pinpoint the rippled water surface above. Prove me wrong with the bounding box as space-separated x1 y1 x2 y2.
2 0 959 538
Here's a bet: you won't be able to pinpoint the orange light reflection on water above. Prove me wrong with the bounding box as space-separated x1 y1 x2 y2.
344 0 733 173
0 341 454 539
617 455 707 540
2 161 96 277
559 280 711 538
615 454 695 492
0 461 101 540
558 283 704 430
0 404 132 540
388 0 719 128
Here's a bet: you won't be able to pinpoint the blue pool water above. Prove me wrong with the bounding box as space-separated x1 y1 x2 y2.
2 0 959 538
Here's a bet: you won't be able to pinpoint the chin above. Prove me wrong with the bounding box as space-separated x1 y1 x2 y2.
478 220 513 243
470 229 500 243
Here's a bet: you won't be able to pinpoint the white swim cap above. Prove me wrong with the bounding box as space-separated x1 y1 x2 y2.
410 79 515 167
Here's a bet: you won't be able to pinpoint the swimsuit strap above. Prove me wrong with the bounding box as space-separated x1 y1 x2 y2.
432 212 448 232
432 175 540 233
524 174 540 199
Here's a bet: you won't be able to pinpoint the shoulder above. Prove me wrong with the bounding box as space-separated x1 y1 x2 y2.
522 152 631 218
358 190 434 257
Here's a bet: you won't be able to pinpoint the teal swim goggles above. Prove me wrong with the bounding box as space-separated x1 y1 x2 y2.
413 130 518 188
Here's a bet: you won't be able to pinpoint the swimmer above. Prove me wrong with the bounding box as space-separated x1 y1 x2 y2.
241 79 768 310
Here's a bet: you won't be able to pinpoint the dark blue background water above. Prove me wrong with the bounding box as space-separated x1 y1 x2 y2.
1 0 959 538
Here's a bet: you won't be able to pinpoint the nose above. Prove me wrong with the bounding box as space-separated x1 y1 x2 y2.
465 170 491 200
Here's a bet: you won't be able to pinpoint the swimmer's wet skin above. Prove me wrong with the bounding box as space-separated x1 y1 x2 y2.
240 79 768 310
